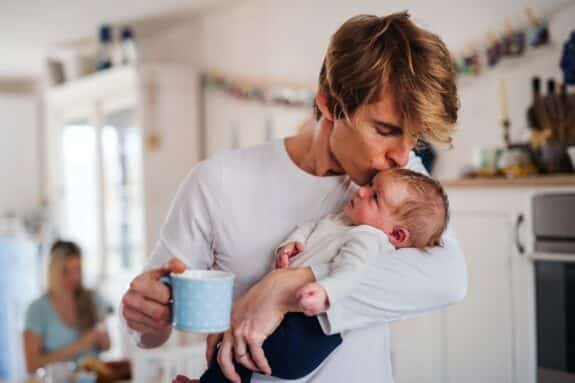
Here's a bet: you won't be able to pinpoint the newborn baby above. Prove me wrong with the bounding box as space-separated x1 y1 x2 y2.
201 168 449 383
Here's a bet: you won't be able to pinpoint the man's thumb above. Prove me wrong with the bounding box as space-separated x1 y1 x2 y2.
146 258 186 280
165 257 186 274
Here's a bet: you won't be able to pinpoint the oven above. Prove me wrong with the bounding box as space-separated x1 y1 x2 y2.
530 193 575 383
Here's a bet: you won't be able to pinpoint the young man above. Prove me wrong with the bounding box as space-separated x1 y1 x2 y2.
122 12 466 383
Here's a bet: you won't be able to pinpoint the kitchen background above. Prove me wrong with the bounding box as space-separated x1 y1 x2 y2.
1 0 575 382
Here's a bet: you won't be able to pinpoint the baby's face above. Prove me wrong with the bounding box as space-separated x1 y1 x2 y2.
343 171 408 233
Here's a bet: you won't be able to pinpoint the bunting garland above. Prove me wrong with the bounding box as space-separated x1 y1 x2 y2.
455 13 550 77
201 71 315 108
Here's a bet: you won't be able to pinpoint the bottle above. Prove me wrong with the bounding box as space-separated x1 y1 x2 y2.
120 27 138 66
527 77 541 131
96 25 113 71
546 78 558 123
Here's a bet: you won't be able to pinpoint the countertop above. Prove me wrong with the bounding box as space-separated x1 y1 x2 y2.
442 174 575 188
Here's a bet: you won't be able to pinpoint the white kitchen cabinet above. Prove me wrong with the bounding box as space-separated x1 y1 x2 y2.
445 211 516 383
391 180 575 383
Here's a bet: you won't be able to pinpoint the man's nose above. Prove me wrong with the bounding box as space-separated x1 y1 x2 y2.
387 137 415 168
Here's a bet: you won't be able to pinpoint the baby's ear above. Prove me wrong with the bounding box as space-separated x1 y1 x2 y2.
389 226 410 248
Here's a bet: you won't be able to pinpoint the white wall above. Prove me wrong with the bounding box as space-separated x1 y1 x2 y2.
434 3 575 179
140 0 575 180
0 94 40 216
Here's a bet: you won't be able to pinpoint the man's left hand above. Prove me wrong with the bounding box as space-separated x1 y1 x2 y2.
217 268 315 383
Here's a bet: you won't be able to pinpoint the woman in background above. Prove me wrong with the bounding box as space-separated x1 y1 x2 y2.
23 240 110 373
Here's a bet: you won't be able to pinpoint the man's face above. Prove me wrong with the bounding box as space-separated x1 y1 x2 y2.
329 90 417 185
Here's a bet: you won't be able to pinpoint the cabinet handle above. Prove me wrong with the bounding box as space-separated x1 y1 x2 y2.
515 213 525 255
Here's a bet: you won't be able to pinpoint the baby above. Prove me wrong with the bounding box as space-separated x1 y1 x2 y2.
201 168 449 383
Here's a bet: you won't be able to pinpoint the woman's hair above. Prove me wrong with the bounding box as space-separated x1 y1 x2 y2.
314 12 459 145
48 240 99 331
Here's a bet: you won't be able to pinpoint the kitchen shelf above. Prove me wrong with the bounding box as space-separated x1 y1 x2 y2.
442 174 575 188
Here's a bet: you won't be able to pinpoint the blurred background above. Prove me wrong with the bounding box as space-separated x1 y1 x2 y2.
1 0 575 382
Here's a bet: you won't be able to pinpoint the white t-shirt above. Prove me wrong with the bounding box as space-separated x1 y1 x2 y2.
145 139 467 383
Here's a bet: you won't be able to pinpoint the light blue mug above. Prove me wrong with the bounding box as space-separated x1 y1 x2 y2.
161 270 235 333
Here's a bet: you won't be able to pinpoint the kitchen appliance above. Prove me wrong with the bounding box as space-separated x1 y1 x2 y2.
532 193 575 382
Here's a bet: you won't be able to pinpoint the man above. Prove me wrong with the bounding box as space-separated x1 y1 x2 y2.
122 12 466 383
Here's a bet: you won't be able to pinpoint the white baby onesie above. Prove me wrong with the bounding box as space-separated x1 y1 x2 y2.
276 213 395 304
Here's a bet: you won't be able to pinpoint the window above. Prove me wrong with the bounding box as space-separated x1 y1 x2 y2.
60 110 144 285
60 108 144 358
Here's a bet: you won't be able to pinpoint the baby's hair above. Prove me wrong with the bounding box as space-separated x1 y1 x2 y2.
387 169 449 248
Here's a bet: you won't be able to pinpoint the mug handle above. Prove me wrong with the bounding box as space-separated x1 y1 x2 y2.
160 276 174 304
159 276 174 326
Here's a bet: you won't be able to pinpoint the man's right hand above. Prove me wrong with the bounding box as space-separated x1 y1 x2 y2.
122 258 186 340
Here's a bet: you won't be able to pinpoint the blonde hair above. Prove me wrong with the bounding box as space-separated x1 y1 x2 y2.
387 169 449 248
48 240 98 331
314 12 458 145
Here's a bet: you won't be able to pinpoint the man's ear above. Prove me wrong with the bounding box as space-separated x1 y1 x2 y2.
389 226 410 248
315 90 334 122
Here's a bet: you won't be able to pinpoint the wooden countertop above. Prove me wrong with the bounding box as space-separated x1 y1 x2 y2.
442 174 575 188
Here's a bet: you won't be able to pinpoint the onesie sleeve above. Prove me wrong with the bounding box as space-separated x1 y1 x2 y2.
317 228 391 305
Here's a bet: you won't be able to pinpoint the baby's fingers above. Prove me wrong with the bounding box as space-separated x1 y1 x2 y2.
276 253 290 269
295 242 304 253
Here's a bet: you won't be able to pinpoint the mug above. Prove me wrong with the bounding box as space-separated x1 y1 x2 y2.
162 270 235 333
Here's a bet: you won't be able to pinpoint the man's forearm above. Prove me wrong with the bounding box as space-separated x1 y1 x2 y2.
265 267 316 313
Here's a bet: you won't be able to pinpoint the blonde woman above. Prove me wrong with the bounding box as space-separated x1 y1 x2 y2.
23 240 110 373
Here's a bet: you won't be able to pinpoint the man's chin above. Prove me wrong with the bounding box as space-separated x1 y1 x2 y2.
350 172 373 186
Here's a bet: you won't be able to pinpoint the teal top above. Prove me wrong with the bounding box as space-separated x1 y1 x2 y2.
24 293 108 362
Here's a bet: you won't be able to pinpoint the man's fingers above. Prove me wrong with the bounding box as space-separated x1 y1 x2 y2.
172 375 198 383
247 335 271 375
130 274 171 304
123 305 167 330
218 332 241 383
165 258 186 274
125 319 158 335
144 257 186 281
123 291 170 322
232 324 258 371
206 333 223 366
144 265 172 281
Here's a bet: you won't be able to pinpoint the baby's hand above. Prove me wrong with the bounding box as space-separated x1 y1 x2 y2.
275 241 304 269
296 283 328 316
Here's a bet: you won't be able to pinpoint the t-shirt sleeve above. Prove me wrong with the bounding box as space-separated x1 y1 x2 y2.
25 299 45 336
146 159 220 270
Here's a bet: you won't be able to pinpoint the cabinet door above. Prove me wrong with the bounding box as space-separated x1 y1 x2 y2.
445 212 515 383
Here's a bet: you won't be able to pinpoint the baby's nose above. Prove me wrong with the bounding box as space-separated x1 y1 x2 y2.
357 186 371 198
